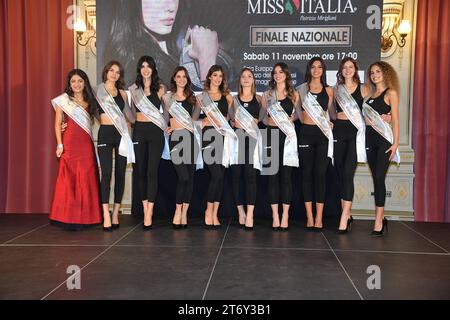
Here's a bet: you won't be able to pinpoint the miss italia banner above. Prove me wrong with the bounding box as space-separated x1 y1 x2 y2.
97 0 382 90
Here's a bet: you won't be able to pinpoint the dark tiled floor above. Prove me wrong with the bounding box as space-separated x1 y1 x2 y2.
0 214 449 300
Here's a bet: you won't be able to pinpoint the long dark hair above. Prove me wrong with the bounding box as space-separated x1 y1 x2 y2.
203 65 230 95
170 66 196 106
305 57 328 88
135 55 161 93
64 69 96 115
269 62 295 101
336 57 361 85
103 0 188 86
101 60 125 90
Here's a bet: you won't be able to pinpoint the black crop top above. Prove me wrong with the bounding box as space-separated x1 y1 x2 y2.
366 88 391 115
98 92 125 114
135 90 161 112
268 97 294 117
239 95 260 118
335 84 363 112
199 94 228 119
169 100 194 118
302 86 329 111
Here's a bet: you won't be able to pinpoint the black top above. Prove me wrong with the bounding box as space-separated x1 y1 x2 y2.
366 88 391 115
169 100 194 118
98 92 125 114
135 90 161 112
239 95 260 118
199 94 228 119
302 86 329 111
335 84 364 112
268 97 294 117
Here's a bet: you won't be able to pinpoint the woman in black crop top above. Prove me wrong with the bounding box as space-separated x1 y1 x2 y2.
96 60 133 231
262 62 300 231
231 68 263 230
364 61 400 236
333 58 371 234
298 57 334 232
130 56 167 230
162 66 201 228
199 65 233 228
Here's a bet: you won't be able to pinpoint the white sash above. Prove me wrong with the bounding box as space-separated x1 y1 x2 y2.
362 101 400 163
197 92 238 168
95 83 135 164
128 84 170 160
334 85 367 163
298 83 334 163
166 93 204 170
233 95 263 171
265 91 299 167
51 93 93 141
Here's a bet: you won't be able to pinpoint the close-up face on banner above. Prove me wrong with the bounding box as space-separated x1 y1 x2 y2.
97 0 382 90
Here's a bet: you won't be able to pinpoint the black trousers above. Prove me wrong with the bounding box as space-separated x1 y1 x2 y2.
169 129 197 204
97 125 127 204
366 126 391 207
202 126 225 203
231 128 257 206
333 119 358 201
266 126 292 205
298 124 330 203
133 121 165 202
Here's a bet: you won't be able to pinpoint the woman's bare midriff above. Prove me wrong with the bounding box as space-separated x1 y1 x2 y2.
336 112 349 120
136 112 152 122
301 111 316 125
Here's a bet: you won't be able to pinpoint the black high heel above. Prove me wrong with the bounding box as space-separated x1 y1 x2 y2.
143 223 152 231
337 216 353 234
103 226 112 232
172 223 182 229
371 218 388 236
112 223 120 229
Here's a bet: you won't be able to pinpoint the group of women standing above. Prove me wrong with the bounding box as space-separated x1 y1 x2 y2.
49 56 399 237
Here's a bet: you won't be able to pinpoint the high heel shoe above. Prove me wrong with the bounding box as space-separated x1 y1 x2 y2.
112 223 120 229
172 223 182 229
103 226 112 232
337 216 353 234
371 218 388 237
143 223 152 231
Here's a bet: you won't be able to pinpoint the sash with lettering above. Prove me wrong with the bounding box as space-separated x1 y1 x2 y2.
197 92 238 167
265 91 299 167
95 83 135 164
51 93 93 141
334 84 367 163
362 100 400 163
233 95 263 171
298 83 334 163
128 84 170 160
166 93 204 170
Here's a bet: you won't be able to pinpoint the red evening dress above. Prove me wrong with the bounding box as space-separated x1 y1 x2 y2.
49 111 102 228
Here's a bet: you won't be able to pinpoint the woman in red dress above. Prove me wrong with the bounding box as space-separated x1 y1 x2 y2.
49 69 102 230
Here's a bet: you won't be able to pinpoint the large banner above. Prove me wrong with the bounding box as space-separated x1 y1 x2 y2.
97 0 382 91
